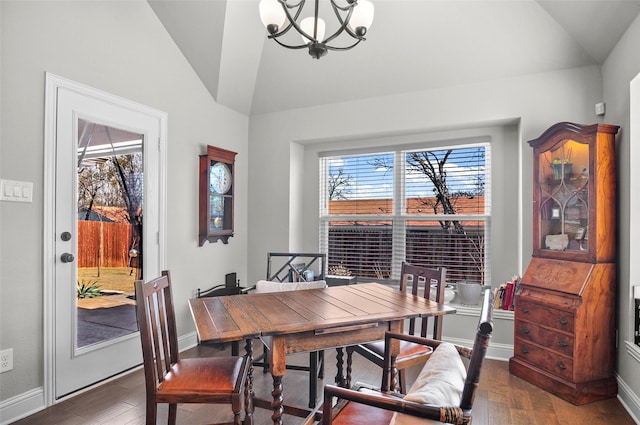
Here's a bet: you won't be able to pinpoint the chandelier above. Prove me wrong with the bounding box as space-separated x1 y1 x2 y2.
259 0 374 59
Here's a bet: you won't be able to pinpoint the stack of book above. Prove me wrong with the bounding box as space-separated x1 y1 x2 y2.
493 275 520 311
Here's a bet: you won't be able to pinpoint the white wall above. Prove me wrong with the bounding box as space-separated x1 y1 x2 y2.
602 12 640 421
0 0 249 404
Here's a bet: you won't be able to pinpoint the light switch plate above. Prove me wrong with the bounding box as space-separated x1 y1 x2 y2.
0 179 33 202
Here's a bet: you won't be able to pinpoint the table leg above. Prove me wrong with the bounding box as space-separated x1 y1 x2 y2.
270 375 284 424
334 347 345 387
269 336 286 424
345 346 353 389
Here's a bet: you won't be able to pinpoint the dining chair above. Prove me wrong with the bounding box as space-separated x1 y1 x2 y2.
346 262 447 393
323 289 493 425
195 272 247 355
135 271 250 425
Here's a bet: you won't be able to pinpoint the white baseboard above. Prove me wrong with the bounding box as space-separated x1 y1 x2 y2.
0 387 44 425
443 336 513 361
617 374 640 424
178 331 199 352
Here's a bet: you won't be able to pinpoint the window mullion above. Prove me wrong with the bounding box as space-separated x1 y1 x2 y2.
392 151 406 280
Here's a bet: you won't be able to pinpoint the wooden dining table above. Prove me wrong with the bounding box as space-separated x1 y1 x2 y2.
189 282 456 425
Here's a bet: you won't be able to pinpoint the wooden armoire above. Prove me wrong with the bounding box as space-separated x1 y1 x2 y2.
509 122 619 405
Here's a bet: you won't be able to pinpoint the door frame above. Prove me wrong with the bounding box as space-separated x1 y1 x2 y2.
43 73 167 405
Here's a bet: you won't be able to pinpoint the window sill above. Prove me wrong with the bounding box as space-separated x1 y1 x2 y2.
449 301 514 320
624 340 640 363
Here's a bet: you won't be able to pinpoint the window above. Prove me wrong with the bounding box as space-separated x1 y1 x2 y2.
320 142 490 285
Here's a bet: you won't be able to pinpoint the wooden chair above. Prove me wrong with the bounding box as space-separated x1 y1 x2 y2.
195 272 248 355
135 271 250 425
346 262 447 393
196 272 245 298
323 289 493 425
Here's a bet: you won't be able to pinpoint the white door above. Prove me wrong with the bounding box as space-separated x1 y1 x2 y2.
44 74 166 400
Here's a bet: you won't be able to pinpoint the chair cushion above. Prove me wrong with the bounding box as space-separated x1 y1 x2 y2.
389 342 466 425
363 340 434 362
255 280 327 293
158 357 245 394
331 388 396 425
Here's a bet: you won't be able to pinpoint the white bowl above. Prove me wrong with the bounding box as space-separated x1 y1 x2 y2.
430 285 456 304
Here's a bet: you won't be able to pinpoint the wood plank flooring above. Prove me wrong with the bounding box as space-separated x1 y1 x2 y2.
12 343 637 425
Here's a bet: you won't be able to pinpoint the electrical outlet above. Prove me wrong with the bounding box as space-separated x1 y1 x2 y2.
1 348 14 372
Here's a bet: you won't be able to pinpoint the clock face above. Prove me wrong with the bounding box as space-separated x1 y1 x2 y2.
210 162 232 194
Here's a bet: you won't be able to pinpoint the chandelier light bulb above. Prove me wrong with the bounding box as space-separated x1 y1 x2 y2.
259 0 287 34
348 0 374 36
300 16 326 43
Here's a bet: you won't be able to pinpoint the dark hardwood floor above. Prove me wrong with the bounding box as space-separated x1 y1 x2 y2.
13 343 636 425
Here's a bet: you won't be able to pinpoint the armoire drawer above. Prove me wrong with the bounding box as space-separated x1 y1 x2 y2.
516 300 574 332
514 339 574 380
514 319 574 357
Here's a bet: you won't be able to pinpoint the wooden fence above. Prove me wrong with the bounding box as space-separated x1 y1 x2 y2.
328 225 485 283
77 221 132 268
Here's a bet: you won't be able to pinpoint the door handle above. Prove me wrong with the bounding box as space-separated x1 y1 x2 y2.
60 253 75 263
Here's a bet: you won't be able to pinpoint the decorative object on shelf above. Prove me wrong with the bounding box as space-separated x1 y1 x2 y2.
547 150 573 180
493 275 520 311
199 145 237 245
258 0 374 59
509 122 619 405
456 281 482 305
431 283 455 304
326 264 356 286
545 233 569 250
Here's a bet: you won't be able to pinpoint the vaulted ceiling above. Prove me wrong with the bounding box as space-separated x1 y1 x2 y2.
148 0 640 117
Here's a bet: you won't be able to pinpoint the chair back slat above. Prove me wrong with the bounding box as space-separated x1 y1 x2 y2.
266 252 326 282
400 262 447 339
135 270 179 392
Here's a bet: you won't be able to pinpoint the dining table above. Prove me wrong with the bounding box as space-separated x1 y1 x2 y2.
189 282 456 425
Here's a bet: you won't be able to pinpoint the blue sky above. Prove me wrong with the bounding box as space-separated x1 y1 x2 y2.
327 146 486 200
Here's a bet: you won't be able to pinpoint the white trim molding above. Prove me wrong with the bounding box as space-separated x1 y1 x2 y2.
0 388 44 425
617 370 640 425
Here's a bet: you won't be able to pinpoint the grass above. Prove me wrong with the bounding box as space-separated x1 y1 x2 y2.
78 267 137 294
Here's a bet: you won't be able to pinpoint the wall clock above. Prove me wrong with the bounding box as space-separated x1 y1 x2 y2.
199 145 237 245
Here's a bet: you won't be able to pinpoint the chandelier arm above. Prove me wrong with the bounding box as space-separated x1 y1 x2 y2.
324 38 363 51
272 0 306 38
270 36 310 50
323 0 358 45
280 0 304 8
330 0 354 12
275 0 321 43
341 24 363 40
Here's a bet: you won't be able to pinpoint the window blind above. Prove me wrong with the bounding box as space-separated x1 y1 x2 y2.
320 143 491 285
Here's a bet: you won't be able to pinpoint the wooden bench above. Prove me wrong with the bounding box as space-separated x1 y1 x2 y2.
323 289 493 425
